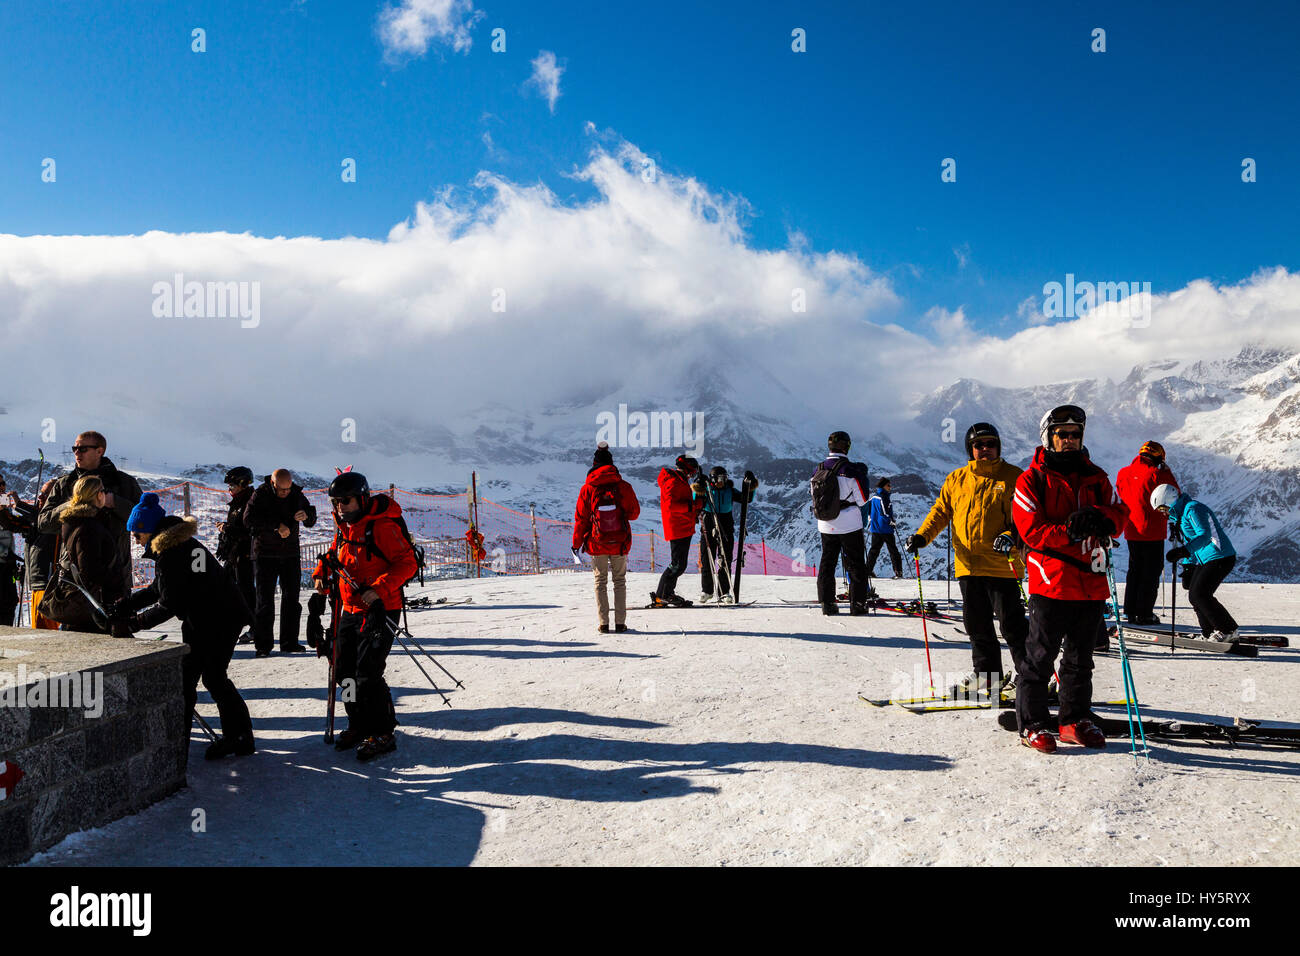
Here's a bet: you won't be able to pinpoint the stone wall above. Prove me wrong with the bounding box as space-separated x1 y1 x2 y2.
0 627 188 866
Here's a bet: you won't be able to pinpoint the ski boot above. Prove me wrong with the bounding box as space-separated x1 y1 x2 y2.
1058 719 1107 749
698 592 714 604
357 733 397 762
598 624 609 633
719 594 735 605
999 672 1016 703
334 728 363 752
205 733 255 761
1021 728 1057 754
1210 629 1239 643
948 672 992 700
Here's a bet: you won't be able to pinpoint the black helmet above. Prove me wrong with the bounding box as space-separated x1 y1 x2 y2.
675 455 699 475
709 465 728 482
828 431 851 453
328 471 370 502
223 466 253 486
964 423 1000 459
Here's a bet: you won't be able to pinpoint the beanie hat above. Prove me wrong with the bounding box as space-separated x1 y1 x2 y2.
593 442 613 467
127 492 167 534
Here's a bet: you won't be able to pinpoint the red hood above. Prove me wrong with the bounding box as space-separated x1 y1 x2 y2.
584 464 624 488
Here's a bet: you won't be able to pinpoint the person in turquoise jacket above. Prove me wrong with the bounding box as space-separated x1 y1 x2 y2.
1151 484 1238 641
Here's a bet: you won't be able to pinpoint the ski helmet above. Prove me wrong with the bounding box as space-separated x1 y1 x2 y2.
223 466 253 486
828 431 851 453
709 465 728 483
328 471 370 514
964 422 1000 459
675 455 699 475
1139 440 1166 463
1149 483 1179 512
1039 405 1086 447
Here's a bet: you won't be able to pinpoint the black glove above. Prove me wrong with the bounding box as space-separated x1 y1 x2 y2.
742 470 758 490
905 534 925 554
106 597 133 622
1066 507 1112 541
992 532 1015 555
362 600 389 638
1166 546 1190 564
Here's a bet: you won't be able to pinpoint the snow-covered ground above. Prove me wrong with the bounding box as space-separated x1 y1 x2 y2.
25 574 1300 866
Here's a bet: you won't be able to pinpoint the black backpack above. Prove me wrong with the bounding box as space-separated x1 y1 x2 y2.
811 459 850 521
356 513 427 588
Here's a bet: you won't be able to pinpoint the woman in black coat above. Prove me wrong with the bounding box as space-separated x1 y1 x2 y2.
56 476 129 635
117 494 255 760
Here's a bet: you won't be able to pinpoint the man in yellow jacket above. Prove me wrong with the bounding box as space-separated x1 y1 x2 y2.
906 423 1027 698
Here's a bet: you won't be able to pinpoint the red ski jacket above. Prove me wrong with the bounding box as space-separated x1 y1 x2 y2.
1013 447 1129 602
1116 455 1179 542
572 465 641 556
658 466 705 541
312 494 418 613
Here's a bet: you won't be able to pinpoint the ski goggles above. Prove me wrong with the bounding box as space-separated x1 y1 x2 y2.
1045 404 1086 429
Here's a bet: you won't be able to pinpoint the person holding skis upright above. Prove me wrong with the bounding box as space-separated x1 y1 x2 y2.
312 471 417 761
652 455 707 607
1116 441 1179 625
1012 406 1129 754
907 423 1027 698
811 431 870 615
865 478 904 579
572 442 641 632
696 465 757 603
1151 484 1240 642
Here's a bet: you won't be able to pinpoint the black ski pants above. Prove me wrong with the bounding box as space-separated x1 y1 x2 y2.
1016 595 1102 732
700 512 735 596
656 535 693 599
184 623 252 747
818 530 868 610
254 553 302 652
228 554 255 632
958 575 1027 680
866 532 903 577
1186 555 1238 637
336 607 400 738
1123 539 1164 620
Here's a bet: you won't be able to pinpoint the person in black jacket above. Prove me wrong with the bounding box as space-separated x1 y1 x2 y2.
37 430 142 598
0 475 20 625
243 468 317 656
1 478 58 628
216 466 256 644
115 493 255 761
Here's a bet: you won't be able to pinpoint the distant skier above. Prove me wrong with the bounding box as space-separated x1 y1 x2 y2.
1115 441 1179 626
572 443 641 632
1151 484 1239 642
1012 406 1128 754
215 466 256 644
312 471 417 761
652 455 707 607
696 465 757 603
907 423 1027 698
115 493 255 761
810 431 870 615
865 478 904 579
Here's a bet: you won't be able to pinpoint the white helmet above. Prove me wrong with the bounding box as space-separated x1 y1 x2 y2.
1039 404 1086 447
1149 484 1179 512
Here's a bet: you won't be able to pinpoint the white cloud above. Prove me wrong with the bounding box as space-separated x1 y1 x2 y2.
953 243 970 270
1017 294 1047 326
524 50 564 112
376 0 483 61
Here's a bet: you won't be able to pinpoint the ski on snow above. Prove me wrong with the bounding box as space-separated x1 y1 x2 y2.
994 708 1300 749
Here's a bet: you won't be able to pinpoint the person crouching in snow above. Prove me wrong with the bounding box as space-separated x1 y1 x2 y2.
1012 406 1128 754
572 442 641 632
1150 484 1239 642
113 493 255 761
312 471 417 762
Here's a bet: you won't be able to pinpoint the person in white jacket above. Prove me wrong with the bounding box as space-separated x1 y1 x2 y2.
811 431 870 615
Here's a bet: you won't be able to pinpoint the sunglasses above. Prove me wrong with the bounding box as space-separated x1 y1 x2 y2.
330 496 356 506
971 440 999 450
72 445 103 453
1054 429 1083 440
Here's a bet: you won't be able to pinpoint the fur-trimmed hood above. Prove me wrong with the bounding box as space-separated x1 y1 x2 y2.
59 501 105 523
150 515 199 554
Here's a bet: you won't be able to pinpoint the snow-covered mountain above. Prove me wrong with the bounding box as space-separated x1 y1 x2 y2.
3 344 1299 581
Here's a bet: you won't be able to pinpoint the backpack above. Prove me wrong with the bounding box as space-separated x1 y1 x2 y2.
594 486 628 540
811 459 850 521
357 514 426 588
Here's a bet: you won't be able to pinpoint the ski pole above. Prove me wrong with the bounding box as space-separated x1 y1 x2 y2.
1105 546 1148 763
912 552 936 694
388 625 454 707
399 601 465 689
192 709 218 742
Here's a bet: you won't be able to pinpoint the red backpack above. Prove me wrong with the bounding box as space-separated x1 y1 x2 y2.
594 486 628 540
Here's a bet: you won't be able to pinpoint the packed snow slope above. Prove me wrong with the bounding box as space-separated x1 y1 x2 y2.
25 573 1300 867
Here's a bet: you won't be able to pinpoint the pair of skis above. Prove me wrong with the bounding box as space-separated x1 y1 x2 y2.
992 709 1300 750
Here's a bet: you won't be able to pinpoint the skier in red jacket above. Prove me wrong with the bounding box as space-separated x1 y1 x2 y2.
652 455 706 607
572 443 641 632
1115 441 1179 625
1012 405 1129 754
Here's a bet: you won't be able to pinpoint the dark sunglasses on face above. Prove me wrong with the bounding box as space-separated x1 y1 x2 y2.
72 445 102 453
331 496 355 506
1054 429 1083 440
971 440 999 450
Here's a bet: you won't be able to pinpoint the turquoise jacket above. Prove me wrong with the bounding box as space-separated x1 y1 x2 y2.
1171 493 1235 566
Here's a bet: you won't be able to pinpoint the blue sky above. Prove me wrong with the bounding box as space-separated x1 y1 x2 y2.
2 0 1297 332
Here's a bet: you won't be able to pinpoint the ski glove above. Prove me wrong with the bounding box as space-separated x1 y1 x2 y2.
1166 546 1191 564
905 534 925 554
1066 507 1114 541
742 470 758 489
992 532 1015 555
